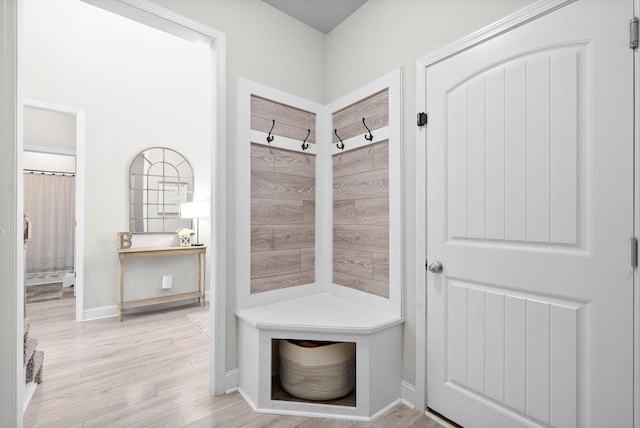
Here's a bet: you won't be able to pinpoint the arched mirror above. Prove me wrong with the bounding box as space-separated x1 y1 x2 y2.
129 147 194 233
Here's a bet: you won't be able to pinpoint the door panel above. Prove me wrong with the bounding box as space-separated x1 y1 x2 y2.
426 0 633 426
447 43 586 249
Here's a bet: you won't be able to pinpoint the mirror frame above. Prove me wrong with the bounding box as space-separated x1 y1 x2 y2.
129 146 194 233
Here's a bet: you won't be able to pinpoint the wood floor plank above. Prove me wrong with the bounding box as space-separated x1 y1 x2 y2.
185 398 263 427
23 298 441 428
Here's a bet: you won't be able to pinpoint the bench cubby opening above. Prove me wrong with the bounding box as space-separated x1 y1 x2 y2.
270 338 357 407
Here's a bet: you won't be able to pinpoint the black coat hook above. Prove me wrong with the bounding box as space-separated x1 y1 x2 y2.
301 129 310 151
335 129 345 150
363 117 373 141
266 119 275 144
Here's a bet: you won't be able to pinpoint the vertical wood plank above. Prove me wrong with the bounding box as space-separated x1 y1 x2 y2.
251 95 316 143
485 69 506 240
251 144 274 172
504 62 527 242
272 225 314 250
333 248 373 277
332 168 388 201
485 292 505 402
333 89 389 143
373 140 389 171
251 249 301 279
300 248 315 273
505 296 526 412
550 51 578 245
449 88 469 238
467 289 485 393
275 148 315 177
332 103 356 129
332 91 389 299
251 271 315 294
372 252 389 282
332 144 374 178
251 198 303 225
332 271 388 298
355 89 389 132
526 300 551 424
251 226 273 251
251 104 316 295
467 78 486 239
355 197 388 225
251 171 315 201
526 56 551 243
550 305 577 428
333 225 389 253
448 283 468 385
333 200 355 225
332 104 358 138
303 200 315 224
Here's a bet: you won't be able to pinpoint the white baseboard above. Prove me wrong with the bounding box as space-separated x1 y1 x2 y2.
401 380 416 409
369 398 403 421
83 305 118 321
83 296 211 322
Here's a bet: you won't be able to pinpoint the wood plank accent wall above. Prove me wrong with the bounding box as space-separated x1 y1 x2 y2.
250 96 316 294
251 95 316 144
333 140 389 298
332 89 388 144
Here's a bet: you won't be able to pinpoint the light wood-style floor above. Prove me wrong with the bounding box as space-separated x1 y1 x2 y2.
23 298 443 427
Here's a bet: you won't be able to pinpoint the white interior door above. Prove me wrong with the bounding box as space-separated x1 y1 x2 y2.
425 0 634 426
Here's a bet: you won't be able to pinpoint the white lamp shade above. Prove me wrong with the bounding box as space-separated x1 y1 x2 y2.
181 201 209 219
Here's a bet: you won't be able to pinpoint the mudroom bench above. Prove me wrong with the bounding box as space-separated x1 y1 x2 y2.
236 293 404 421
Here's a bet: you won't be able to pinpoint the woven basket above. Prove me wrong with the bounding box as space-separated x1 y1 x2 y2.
279 340 355 401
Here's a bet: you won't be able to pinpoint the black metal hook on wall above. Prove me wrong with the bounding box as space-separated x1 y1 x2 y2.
335 129 345 150
363 117 373 141
266 119 275 144
301 129 310 151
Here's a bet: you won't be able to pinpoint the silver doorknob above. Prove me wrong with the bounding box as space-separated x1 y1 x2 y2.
428 261 443 274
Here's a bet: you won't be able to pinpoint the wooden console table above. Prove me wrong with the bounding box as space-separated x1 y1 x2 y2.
118 246 206 321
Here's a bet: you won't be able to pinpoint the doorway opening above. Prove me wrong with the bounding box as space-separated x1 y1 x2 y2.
22 99 85 322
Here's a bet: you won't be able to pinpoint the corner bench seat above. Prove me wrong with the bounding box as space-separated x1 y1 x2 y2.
236 293 404 421
236 293 403 334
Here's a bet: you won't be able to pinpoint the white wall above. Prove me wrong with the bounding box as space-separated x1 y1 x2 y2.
23 153 76 174
22 0 536 393
146 0 327 372
23 0 211 310
147 0 535 387
23 106 75 151
325 0 534 385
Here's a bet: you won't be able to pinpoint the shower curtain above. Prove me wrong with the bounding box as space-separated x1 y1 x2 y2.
23 172 75 278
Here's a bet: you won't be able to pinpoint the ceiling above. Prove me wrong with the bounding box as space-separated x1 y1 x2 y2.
262 0 368 34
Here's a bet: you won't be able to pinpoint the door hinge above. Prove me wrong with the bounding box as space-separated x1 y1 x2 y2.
417 112 428 127
632 237 638 268
630 17 638 49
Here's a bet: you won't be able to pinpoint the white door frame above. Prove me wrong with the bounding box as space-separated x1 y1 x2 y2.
0 1 227 424
415 0 638 425
634 0 640 424
0 1 24 425
82 0 228 396
23 98 86 322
